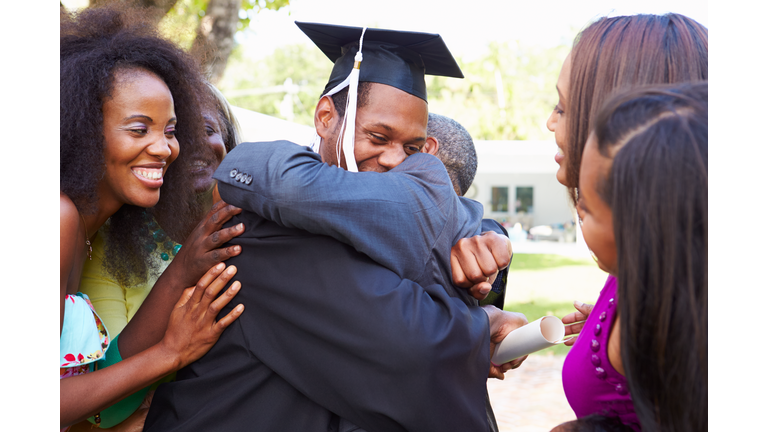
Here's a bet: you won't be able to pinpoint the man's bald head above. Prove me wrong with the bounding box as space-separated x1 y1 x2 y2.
427 113 477 196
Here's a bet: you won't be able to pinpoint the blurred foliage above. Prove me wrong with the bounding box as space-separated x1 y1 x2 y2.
159 0 290 49
218 39 569 140
218 43 329 126
428 42 570 140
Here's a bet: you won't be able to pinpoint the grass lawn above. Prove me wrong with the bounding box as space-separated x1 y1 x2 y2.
501 253 609 356
505 253 594 271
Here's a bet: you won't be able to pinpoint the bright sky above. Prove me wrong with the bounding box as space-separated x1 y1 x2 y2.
241 0 709 60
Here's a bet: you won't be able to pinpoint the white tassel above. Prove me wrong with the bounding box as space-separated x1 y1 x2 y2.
322 27 367 172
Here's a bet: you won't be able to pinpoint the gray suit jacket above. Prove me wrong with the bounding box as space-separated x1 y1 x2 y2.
215 141 486 305
145 141 498 431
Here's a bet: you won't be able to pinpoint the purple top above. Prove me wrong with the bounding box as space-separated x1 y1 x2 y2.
561 275 639 431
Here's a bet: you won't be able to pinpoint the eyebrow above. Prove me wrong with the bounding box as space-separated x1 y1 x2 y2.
122 115 177 124
367 122 427 144
123 114 154 122
370 122 394 132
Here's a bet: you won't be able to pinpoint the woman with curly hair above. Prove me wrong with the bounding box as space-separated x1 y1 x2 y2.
80 82 244 340
74 80 244 430
60 6 245 430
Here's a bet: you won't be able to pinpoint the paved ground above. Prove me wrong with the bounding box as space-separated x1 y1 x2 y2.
490 241 594 431
487 354 574 432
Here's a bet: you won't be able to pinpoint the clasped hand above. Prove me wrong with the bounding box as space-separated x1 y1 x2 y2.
482 305 528 380
169 200 244 289
160 263 244 369
561 301 594 346
451 231 513 300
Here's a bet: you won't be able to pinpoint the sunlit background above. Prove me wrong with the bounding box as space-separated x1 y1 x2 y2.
56 2 711 431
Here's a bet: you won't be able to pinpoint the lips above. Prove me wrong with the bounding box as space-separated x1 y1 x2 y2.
131 164 165 187
554 148 565 164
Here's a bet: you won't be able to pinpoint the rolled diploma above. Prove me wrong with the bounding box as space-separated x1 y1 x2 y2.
490 316 565 366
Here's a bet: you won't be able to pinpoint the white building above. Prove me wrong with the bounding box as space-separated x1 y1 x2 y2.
469 141 576 232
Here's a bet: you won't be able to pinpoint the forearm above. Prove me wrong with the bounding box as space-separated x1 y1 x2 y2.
116 265 183 358
216 143 450 275
60 343 179 428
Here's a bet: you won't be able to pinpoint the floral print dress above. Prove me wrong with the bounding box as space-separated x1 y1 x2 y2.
60 292 111 431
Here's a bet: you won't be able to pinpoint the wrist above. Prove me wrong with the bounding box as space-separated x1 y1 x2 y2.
159 259 188 290
505 237 513 268
154 338 184 373
482 305 501 334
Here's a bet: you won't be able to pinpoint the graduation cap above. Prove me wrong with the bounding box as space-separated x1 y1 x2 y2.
296 21 464 172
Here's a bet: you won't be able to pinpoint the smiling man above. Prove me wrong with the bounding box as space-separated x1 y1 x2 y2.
145 23 523 432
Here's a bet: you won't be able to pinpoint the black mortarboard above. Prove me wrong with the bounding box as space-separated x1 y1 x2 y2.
296 21 464 101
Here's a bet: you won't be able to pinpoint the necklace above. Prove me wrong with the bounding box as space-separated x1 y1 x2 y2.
79 212 92 261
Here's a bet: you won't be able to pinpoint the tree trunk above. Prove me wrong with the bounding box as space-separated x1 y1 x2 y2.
89 0 179 23
190 0 240 84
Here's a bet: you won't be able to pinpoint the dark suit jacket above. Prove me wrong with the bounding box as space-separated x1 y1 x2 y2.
144 214 492 431
145 141 503 431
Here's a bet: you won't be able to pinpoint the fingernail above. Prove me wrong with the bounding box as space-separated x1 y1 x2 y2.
235 304 244 312
237 223 244 230
234 245 242 253
574 300 583 307
230 282 241 291
480 286 491 295
227 266 236 275
216 263 225 270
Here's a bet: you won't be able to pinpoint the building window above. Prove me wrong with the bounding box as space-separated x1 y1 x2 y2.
515 186 534 213
491 187 508 212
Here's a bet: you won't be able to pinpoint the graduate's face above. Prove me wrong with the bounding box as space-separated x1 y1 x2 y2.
321 83 429 172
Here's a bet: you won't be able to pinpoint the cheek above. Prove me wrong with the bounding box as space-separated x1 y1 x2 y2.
352 139 377 163
209 135 226 164
101 136 127 168
555 118 567 145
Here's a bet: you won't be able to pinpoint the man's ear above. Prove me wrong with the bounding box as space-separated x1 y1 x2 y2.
424 136 440 155
314 96 337 141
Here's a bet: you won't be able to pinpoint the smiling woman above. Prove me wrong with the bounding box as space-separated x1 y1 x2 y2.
99 68 180 210
60 5 245 431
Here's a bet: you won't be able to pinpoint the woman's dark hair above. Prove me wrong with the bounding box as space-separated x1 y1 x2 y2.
593 82 708 431
565 13 708 205
60 6 215 285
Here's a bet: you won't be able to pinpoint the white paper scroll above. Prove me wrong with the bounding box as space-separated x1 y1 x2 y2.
490 316 566 366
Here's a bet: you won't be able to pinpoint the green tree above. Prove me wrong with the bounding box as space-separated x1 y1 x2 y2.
218 43 329 126
218 39 570 140
62 0 290 84
427 42 570 141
